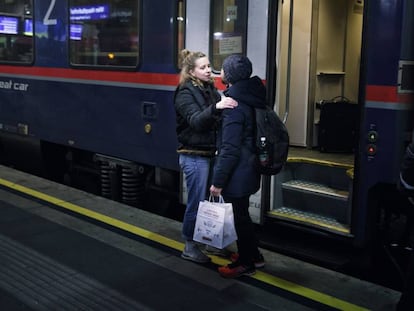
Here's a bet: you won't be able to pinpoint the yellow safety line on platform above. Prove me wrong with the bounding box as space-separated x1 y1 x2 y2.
0 177 368 311
0 178 183 250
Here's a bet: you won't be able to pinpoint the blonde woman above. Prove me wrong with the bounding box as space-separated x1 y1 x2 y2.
174 49 237 263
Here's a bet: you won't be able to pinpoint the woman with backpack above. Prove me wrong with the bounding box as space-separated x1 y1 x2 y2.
210 54 266 278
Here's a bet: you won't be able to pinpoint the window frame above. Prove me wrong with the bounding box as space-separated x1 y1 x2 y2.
209 0 249 73
68 0 141 71
0 0 34 65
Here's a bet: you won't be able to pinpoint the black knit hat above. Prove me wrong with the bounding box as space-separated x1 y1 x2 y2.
222 54 252 84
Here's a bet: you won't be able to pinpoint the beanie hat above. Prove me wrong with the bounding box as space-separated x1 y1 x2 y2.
222 54 252 84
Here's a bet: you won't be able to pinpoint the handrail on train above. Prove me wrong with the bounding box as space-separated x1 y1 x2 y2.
283 0 294 124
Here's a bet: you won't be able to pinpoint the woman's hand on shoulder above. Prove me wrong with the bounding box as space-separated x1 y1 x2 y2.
216 97 238 110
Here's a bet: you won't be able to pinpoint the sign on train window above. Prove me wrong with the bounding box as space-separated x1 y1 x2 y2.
69 1 139 68
210 0 248 72
0 1 34 64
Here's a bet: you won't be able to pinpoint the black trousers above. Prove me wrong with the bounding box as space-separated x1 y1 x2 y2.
223 195 260 266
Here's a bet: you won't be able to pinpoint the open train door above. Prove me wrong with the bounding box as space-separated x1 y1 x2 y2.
266 0 414 250
265 0 365 237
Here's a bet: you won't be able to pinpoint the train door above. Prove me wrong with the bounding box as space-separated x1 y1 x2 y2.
267 0 364 241
262 0 363 238
269 0 414 249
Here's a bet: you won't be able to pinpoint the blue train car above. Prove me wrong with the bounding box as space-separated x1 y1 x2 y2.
0 0 183 208
1 1 179 169
0 0 413 253
354 0 414 245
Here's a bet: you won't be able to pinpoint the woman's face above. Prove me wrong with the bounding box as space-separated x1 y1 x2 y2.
190 56 212 82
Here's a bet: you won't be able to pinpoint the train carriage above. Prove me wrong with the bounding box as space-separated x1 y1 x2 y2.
0 0 413 257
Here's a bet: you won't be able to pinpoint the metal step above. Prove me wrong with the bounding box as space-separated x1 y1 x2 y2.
284 159 352 191
281 180 350 222
267 206 351 236
282 180 348 200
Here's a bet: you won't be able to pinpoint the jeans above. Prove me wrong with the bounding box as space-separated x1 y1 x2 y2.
179 154 211 240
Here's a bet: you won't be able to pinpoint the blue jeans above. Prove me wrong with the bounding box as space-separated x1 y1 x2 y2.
179 154 211 240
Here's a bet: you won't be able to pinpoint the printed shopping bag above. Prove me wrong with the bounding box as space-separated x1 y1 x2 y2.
193 196 237 249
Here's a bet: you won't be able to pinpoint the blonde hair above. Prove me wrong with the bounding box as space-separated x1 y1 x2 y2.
178 49 209 86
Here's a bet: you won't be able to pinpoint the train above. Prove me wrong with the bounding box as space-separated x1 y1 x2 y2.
0 0 413 258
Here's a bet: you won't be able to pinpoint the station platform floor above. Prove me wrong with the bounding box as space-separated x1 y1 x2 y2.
0 164 401 310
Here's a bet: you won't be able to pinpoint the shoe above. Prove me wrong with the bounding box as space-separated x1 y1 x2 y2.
204 245 232 258
218 261 256 278
181 241 211 263
230 253 265 268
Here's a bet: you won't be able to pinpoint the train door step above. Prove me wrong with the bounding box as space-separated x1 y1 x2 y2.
267 207 351 236
282 180 348 200
281 180 349 223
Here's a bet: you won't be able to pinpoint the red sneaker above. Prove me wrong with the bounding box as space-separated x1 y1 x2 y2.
218 262 256 278
230 253 265 268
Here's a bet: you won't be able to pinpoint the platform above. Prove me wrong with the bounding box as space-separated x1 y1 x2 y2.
0 165 400 310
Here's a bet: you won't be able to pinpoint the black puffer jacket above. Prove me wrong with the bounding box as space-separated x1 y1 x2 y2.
212 76 267 197
174 80 222 157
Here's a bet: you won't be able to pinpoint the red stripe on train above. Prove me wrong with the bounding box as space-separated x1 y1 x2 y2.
0 65 234 90
366 85 413 103
0 65 180 86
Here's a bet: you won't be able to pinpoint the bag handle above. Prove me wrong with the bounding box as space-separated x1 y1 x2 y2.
330 95 351 103
209 195 225 203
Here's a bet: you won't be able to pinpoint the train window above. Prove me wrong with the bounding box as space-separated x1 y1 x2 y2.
69 1 139 68
210 0 248 72
0 1 33 64
176 0 186 68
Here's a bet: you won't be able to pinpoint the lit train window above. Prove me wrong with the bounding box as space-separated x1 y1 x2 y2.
0 1 33 64
210 0 248 72
69 1 139 68
176 0 186 68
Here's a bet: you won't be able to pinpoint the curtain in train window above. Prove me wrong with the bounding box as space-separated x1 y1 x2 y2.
0 0 33 64
69 0 139 67
210 0 248 72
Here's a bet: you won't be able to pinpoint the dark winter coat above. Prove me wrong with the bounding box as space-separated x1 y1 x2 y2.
174 80 222 157
212 76 267 197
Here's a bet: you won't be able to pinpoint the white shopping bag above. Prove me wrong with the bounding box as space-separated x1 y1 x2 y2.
193 196 237 249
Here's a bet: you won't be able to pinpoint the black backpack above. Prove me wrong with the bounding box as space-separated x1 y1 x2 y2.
253 106 289 175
